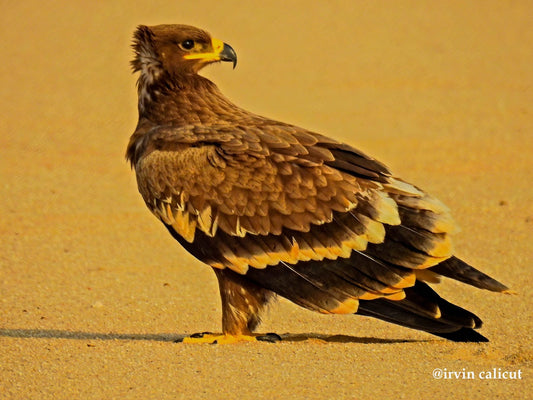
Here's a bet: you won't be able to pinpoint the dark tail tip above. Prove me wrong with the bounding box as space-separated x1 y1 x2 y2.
431 327 489 342
431 256 510 293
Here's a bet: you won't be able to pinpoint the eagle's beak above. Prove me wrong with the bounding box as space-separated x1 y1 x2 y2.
183 38 237 69
219 42 237 69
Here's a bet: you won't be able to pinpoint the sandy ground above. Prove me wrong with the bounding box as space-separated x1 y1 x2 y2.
1 1 532 399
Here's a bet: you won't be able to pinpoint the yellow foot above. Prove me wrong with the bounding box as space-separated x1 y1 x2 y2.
179 332 282 344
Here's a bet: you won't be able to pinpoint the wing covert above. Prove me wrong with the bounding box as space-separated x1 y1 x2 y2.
134 123 456 303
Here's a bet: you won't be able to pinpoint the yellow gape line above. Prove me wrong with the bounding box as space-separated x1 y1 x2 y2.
183 38 225 61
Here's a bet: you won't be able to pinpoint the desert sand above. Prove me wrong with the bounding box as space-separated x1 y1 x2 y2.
1 1 532 399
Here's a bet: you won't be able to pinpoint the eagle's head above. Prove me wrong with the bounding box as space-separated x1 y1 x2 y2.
131 24 237 81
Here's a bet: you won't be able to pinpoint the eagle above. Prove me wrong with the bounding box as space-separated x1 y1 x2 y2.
126 24 510 343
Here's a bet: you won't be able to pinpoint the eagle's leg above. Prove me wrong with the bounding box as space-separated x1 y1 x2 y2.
182 268 276 344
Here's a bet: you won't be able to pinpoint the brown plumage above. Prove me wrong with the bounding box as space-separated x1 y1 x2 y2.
126 24 510 343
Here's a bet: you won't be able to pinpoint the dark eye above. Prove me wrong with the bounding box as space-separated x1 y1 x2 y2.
180 40 195 50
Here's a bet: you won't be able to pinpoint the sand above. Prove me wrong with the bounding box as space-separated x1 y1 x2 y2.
1 1 532 399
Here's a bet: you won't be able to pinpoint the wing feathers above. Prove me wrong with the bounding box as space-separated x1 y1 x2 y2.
388 225 452 258
397 205 456 234
134 123 507 337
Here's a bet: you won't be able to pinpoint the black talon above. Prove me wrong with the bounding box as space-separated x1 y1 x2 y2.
256 333 282 343
189 331 212 338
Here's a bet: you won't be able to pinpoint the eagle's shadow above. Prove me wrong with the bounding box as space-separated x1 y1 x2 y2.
0 328 426 344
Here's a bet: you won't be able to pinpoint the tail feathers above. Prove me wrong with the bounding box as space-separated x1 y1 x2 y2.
402 280 482 328
356 281 488 342
431 328 489 342
431 256 511 293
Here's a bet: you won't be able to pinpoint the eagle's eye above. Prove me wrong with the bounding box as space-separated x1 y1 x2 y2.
180 40 195 50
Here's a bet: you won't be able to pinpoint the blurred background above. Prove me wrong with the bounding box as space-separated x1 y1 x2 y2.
1 1 531 398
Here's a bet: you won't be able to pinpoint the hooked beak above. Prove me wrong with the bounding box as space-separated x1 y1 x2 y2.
219 42 237 69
